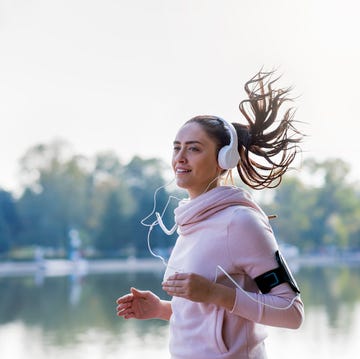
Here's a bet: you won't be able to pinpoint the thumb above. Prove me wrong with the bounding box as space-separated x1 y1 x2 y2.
131 287 146 297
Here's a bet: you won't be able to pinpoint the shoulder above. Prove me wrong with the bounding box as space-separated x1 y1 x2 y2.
226 205 278 260
228 205 271 234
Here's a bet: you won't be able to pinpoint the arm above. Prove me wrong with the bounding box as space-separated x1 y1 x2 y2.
162 270 303 329
163 208 304 329
116 287 172 321
226 208 304 329
230 283 304 329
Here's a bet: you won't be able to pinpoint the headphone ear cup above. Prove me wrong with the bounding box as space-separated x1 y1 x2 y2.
216 117 241 170
218 145 239 170
218 145 230 170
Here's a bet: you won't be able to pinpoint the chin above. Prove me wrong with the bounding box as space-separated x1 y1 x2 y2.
175 178 190 190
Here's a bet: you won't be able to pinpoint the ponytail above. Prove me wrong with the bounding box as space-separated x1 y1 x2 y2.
234 70 303 189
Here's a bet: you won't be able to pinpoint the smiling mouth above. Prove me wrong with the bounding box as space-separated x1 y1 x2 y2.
176 169 191 174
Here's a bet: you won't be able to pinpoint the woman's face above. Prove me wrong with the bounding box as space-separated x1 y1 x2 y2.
172 122 222 198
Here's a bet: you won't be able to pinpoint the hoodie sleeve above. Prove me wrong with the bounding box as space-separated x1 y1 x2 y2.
226 207 304 329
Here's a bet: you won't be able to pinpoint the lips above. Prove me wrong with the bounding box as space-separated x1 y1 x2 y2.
176 168 191 174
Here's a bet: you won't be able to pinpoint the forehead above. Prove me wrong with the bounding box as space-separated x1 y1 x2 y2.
174 122 212 143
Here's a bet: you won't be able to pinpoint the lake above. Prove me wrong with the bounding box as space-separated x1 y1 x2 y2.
1 260 360 359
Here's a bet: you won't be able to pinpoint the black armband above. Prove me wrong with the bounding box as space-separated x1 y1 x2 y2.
254 250 300 294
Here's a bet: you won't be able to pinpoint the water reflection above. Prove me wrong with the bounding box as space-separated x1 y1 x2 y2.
297 265 360 330
266 265 360 359
1 264 360 358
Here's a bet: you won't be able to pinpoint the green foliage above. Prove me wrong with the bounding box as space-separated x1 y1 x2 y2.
122 156 178 257
11 140 177 258
17 141 91 250
0 214 11 253
268 158 360 252
2 139 360 258
95 190 131 256
267 176 316 250
0 190 21 254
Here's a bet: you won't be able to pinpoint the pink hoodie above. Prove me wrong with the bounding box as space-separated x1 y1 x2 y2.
165 186 304 359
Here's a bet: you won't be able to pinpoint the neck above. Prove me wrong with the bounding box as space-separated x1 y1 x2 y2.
188 176 221 199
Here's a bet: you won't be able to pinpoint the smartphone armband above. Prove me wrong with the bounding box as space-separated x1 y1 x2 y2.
254 250 300 294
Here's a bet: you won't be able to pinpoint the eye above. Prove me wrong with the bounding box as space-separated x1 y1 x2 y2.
188 146 199 152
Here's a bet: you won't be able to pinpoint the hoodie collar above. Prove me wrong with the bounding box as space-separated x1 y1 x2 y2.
174 186 266 228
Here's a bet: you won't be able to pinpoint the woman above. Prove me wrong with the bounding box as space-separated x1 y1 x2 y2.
116 70 305 358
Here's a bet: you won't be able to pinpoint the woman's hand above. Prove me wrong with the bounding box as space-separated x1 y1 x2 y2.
162 272 236 309
116 287 171 320
162 273 215 303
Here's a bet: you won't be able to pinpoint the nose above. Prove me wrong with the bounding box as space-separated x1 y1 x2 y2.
173 148 187 163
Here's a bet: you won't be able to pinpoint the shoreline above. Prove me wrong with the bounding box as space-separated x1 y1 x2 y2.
1 254 360 277
0 257 166 277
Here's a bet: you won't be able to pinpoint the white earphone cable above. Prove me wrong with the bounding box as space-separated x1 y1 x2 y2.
216 265 299 310
140 178 182 266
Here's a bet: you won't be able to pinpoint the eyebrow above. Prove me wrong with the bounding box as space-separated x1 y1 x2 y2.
173 140 203 145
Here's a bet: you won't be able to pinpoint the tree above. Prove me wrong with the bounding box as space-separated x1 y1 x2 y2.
123 156 178 257
9 136 360 258
267 158 360 252
306 158 360 250
95 189 132 256
17 140 91 250
268 176 317 251
0 190 21 254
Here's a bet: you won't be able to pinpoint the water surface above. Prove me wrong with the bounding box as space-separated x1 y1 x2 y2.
1 264 360 358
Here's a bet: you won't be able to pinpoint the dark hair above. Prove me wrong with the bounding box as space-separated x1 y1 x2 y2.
186 70 304 190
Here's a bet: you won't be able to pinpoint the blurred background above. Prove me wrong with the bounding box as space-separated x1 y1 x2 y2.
1 1 360 358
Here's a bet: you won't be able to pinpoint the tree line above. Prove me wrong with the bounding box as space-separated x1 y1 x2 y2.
0 140 359 259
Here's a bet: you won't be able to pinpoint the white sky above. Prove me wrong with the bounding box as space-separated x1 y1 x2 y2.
1 0 359 193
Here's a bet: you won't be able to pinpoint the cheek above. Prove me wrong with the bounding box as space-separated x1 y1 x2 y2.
207 151 220 169
171 157 176 172
199 158 220 176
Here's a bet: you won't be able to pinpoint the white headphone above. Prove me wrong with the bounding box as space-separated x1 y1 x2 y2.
217 117 240 170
